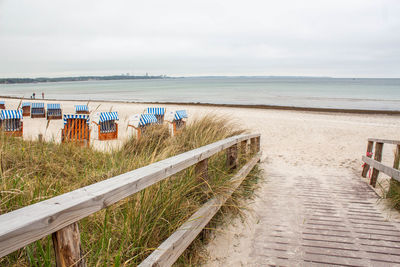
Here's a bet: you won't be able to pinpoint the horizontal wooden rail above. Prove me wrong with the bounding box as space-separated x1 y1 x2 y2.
361 138 400 188
139 152 261 267
362 156 400 182
368 138 400 145
0 133 260 259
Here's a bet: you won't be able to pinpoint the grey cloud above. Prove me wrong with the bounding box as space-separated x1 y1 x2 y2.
0 0 399 77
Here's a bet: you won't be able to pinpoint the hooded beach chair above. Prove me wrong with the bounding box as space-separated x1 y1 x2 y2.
165 110 188 136
61 114 90 145
92 111 119 140
47 103 62 120
127 113 158 139
75 105 89 114
22 102 31 116
0 110 23 137
0 101 5 109
144 107 166 124
31 102 45 118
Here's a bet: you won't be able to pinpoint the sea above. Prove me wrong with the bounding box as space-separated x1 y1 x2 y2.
1 77 399 111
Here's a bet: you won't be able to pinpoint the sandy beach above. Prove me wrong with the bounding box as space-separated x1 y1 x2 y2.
3 98 400 265
4 98 399 160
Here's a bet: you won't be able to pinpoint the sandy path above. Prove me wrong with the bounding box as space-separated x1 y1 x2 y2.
204 109 400 266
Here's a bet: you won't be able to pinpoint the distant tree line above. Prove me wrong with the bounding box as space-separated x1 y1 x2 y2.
0 75 166 84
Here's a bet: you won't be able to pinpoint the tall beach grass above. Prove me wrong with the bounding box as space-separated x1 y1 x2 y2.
387 147 400 209
0 115 261 266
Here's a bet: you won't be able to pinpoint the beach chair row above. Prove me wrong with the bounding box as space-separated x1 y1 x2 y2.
22 102 72 119
0 103 188 143
0 101 88 119
63 107 188 144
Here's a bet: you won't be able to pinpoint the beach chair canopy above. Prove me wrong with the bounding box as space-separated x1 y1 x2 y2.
47 103 61 110
22 102 30 107
0 101 5 105
75 105 89 112
63 114 90 125
93 111 119 124
0 110 23 120
31 103 45 108
145 107 166 116
165 110 188 122
129 114 158 127
174 110 188 120
140 114 157 126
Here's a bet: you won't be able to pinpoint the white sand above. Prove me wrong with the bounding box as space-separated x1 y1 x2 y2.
5 98 398 163
201 106 400 266
3 98 400 264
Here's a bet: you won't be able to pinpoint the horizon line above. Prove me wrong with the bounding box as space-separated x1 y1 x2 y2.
1 74 400 80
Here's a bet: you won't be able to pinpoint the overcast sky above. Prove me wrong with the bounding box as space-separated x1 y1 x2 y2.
0 0 399 78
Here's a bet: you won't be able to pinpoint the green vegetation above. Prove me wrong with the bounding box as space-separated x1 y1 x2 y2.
0 116 261 266
386 148 400 210
388 179 400 210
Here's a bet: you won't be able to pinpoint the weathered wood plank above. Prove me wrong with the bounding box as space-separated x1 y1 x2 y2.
361 141 374 178
0 133 260 257
256 136 261 152
138 152 262 267
362 156 400 182
250 137 257 154
52 222 86 267
370 142 383 187
226 144 238 171
368 138 400 145
394 145 400 170
195 159 209 182
240 140 247 156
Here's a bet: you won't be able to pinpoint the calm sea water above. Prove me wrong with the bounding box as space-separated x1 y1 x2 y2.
1 77 399 111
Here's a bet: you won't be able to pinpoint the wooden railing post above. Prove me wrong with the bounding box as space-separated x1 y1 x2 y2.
256 136 261 152
389 144 400 192
226 144 238 171
250 138 257 154
240 140 248 157
392 145 400 182
361 141 374 177
195 159 209 181
52 222 86 267
370 142 383 187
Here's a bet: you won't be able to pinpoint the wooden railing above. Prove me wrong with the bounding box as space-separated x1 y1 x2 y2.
0 133 261 266
361 138 400 187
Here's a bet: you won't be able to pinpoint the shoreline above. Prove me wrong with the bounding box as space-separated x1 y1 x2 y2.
1 95 400 115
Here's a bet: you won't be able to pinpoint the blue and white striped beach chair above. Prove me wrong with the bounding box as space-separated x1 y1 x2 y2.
75 105 89 114
127 113 158 139
174 110 188 129
31 103 45 118
0 110 23 136
62 114 90 145
47 103 62 120
165 109 188 136
144 107 166 124
93 111 119 140
21 102 31 116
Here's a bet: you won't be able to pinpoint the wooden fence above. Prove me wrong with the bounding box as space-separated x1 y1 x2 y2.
361 138 400 187
0 133 261 266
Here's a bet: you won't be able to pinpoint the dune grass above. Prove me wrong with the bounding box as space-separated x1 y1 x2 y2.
388 180 400 209
385 148 400 210
0 116 261 266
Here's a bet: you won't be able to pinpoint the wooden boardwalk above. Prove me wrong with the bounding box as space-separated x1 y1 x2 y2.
249 165 400 267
